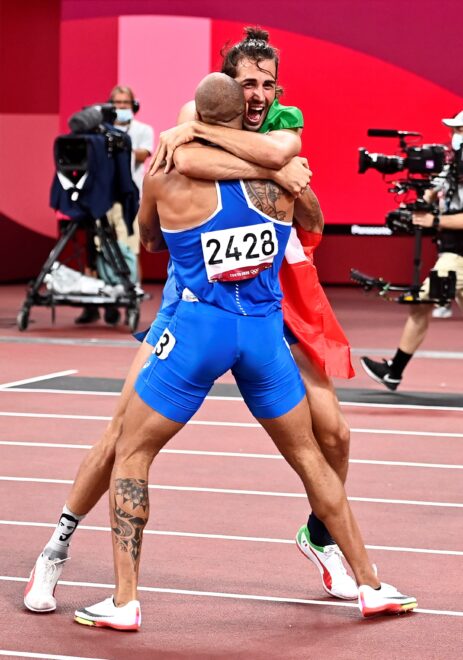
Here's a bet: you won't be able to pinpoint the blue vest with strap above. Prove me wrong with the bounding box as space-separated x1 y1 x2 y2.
161 180 291 317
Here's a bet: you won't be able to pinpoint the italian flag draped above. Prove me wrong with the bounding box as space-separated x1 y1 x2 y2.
279 226 355 379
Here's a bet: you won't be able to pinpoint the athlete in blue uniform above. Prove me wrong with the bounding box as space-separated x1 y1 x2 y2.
135 178 303 423
69 74 415 628
24 62 416 629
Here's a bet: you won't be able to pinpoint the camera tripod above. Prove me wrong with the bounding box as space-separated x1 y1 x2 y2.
17 214 143 332
351 226 456 304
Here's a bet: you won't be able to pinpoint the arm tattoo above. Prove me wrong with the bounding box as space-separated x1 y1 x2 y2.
112 478 149 567
244 181 287 221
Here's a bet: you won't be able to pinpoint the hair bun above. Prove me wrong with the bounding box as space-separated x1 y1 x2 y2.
244 26 269 43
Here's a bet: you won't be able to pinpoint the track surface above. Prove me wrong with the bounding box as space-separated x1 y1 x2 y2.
0 284 462 659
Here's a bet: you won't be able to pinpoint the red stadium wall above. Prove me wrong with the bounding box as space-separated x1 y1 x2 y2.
2 0 462 283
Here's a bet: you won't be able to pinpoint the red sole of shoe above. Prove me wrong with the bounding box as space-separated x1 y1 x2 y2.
74 616 140 631
361 602 418 617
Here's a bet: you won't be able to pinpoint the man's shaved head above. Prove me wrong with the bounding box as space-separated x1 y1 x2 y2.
195 72 245 125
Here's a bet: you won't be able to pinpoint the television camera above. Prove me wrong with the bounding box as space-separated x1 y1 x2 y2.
353 128 456 304
16 102 142 333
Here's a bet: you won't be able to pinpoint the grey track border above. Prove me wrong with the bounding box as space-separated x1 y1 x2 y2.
2 335 463 359
5 375 463 408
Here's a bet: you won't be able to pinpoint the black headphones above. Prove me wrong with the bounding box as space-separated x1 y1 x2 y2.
108 97 140 114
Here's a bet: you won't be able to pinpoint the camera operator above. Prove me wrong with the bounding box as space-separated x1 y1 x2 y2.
76 85 154 324
361 111 463 390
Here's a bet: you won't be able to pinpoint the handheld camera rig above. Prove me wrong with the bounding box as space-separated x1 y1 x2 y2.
353 128 456 304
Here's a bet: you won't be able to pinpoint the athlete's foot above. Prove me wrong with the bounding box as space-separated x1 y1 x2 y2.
24 554 67 612
75 596 141 631
296 525 358 600
358 582 417 617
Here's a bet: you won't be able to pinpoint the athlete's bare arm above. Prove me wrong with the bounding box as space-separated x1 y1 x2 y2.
150 120 301 174
294 188 324 234
174 142 311 197
141 158 294 240
138 177 164 252
152 100 314 228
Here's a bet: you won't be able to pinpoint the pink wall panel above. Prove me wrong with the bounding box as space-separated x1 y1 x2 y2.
0 115 60 237
0 0 60 114
60 17 119 132
118 16 211 139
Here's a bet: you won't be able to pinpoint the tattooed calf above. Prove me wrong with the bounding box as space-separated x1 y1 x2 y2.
112 478 149 567
115 478 148 511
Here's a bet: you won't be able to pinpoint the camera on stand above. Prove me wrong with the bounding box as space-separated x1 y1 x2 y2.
17 102 142 332
352 128 456 304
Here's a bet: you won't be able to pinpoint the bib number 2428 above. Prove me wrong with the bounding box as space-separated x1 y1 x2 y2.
201 223 278 282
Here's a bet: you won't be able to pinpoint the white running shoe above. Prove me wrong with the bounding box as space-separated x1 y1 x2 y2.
296 525 358 600
432 305 453 319
24 554 67 612
358 582 417 617
75 596 141 631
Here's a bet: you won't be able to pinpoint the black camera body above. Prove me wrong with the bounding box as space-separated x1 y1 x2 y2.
68 103 117 133
359 143 446 176
385 197 437 235
358 129 450 235
55 104 131 188
51 102 138 225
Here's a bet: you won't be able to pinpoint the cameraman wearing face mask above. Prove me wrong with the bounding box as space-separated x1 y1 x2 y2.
361 111 463 390
75 85 154 325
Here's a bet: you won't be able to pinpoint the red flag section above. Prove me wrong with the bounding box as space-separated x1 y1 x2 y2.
280 226 355 379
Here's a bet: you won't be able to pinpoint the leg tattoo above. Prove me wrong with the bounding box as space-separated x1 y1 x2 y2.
112 478 149 567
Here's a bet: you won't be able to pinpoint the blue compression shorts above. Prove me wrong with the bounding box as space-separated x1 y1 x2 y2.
143 305 298 347
283 323 298 345
135 300 305 423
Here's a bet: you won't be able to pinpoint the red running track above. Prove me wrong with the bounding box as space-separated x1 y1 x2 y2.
0 284 462 659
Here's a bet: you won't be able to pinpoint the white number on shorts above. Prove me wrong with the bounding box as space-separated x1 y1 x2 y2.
153 328 176 360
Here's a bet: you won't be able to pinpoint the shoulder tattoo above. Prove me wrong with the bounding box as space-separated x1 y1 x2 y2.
244 181 287 220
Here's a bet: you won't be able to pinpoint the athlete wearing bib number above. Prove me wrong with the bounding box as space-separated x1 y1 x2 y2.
135 178 305 423
25 42 415 627
143 96 304 345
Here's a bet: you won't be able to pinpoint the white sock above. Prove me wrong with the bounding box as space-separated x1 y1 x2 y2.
43 505 85 560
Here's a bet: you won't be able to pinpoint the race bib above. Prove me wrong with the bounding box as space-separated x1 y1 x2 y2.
201 223 278 282
152 328 176 360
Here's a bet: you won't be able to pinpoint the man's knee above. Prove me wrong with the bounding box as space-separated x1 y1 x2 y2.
409 304 431 320
311 406 350 454
325 418 350 455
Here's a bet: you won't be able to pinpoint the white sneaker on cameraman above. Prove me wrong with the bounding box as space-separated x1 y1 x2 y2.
24 554 67 612
358 582 417 617
296 525 358 599
432 305 452 319
75 596 141 631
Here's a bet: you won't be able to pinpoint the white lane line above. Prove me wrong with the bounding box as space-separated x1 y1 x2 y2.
0 388 119 396
1 520 462 557
0 476 461 508
0 370 78 389
349 458 463 469
0 652 109 660
1 441 462 470
340 402 463 412
351 348 463 360
351 428 463 438
1 411 463 438
2 576 462 617
0 412 114 422
2 389 463 411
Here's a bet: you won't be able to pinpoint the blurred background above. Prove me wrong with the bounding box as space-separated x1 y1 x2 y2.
1 0 462 285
